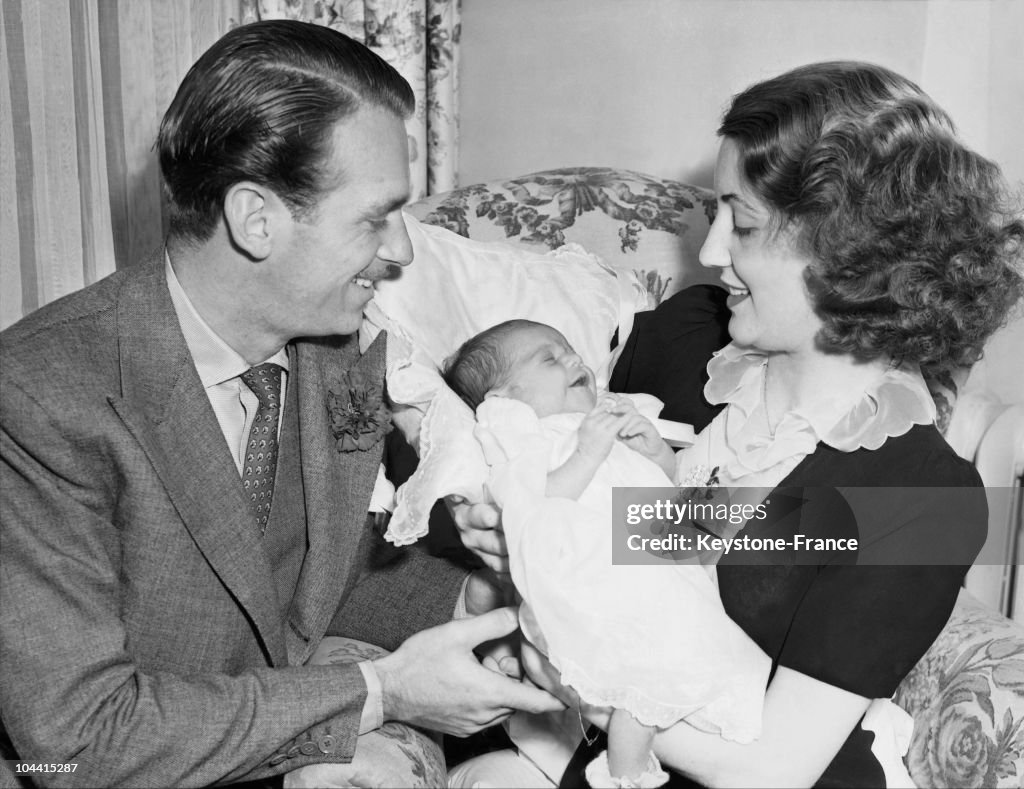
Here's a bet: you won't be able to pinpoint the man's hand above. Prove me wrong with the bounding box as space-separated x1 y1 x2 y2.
447 496 508 575
373 608 565 736
521 638 610 729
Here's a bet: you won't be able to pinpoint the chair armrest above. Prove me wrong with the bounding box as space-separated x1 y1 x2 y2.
895 590 1024 788
284 637 447 788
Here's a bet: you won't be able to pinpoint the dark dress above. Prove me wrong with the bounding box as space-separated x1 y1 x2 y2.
562 285 987 788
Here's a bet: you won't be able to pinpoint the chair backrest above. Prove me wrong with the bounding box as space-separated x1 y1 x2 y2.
406 167 721 306
964 404 1024 614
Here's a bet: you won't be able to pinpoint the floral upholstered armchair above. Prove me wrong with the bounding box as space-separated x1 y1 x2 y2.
301 168 1022 788
408 168 1024 788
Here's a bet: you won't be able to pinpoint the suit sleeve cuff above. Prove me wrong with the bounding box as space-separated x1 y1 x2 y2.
357 661 384 734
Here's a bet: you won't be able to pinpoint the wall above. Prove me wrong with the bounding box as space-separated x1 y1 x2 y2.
459 0 1024 403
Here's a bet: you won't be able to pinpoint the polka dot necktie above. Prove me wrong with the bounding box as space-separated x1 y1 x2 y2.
239 363 283 536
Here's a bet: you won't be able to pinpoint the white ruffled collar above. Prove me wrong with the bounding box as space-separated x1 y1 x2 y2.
705 343 936 453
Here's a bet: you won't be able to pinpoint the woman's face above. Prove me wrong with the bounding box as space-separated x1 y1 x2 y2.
699 138 822 355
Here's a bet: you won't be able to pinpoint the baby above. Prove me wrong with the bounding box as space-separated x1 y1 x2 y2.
444 319 770 789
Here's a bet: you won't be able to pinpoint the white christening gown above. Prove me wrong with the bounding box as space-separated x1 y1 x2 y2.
475 396 770 740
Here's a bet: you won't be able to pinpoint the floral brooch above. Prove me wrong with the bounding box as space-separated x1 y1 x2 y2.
327 370 393 452
678 464 720 500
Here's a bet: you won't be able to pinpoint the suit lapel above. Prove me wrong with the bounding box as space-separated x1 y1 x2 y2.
288 332 387 663
107 259 287 666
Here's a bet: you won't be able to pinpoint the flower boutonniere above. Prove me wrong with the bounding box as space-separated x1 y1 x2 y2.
327 370 393 452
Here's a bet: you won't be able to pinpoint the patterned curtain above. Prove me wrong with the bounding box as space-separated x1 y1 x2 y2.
238 0 462 201
0 0 459 331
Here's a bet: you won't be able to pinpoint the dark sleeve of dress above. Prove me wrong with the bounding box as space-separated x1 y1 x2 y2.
723 433 987 699
609 284 730 432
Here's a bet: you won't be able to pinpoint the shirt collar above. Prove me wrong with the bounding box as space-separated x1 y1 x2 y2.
165 252 289 388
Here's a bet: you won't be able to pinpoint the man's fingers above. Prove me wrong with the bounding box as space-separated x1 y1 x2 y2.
500 676 567 714
472 665 566 716
450 708 515 736
477 709 515 730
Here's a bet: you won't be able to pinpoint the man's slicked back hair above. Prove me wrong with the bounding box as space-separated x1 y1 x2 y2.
157 20 414 244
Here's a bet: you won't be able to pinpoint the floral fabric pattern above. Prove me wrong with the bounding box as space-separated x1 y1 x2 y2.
896 591 1024 787
408 167 720 305
237 0 460 200
286 636 447 787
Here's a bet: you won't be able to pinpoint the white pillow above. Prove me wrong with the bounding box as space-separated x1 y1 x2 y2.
372 214 648 381
363 214 651 545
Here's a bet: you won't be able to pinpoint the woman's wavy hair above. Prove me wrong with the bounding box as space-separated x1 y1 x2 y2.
157 20 414 245
719 61 1024 372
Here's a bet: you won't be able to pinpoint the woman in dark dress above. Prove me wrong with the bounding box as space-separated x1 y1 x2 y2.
527 61 1024 788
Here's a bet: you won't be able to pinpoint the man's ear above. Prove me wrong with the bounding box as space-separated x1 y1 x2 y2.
223 182 282 260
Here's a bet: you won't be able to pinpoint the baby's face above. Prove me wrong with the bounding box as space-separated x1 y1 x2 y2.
493 325 597 417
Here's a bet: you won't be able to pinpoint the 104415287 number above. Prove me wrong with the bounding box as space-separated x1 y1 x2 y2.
13 763 78 773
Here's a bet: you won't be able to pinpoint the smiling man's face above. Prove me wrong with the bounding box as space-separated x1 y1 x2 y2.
256 106 413 340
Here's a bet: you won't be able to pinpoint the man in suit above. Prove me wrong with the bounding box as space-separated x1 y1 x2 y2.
0 21 559 788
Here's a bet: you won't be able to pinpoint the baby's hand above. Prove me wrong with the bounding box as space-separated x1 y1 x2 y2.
577 398 633 463
602 394 677 476
613 405 663 455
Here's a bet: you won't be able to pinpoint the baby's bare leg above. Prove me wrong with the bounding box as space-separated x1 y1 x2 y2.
608 708 656 779
585 709 668 788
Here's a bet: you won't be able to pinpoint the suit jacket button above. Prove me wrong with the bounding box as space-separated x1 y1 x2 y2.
299 741 318 756
318 734 337 754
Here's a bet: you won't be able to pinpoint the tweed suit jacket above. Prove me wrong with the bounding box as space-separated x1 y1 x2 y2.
0 255 467 787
